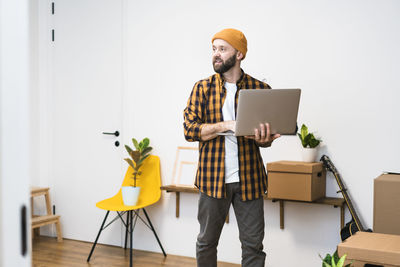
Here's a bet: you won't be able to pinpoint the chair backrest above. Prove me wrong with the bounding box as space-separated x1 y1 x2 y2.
121 155 161 207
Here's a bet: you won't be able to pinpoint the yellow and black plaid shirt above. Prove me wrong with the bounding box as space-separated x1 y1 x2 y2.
183 71 271 201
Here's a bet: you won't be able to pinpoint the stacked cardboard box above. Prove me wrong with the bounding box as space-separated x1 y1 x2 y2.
338 232 400 267
374 173 400 235
266 161 326 201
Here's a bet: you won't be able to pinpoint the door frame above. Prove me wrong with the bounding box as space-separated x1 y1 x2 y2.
0 0 32 265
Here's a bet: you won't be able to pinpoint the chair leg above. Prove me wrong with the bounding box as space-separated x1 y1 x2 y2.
130 210 133 267
124 211 130 249
142 208 167 257
87 210 110 262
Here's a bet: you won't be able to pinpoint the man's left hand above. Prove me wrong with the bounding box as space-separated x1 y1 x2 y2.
245 123 281 147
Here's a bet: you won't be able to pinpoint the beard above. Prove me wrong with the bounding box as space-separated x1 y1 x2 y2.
213 53 237 74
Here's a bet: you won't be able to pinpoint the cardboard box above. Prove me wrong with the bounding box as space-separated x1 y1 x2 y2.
266 161 326 201
338 232 400 267
374 173 400 235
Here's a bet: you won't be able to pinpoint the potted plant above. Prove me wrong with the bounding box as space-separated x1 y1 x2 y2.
121 137 153 206
320 250 353 267
298 124 322 162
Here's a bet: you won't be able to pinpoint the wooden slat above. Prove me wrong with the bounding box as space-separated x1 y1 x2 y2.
30 187 50 197
267 196 345 207
161 185 198 193
32 215 60 229
31 186 49 193
45 190 52 215
315 197 345 207
176 192 180 218
55 220 63 242
177 146 198 150
279 200 284 229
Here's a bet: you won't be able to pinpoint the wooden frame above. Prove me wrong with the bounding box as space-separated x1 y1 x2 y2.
170 146 198 188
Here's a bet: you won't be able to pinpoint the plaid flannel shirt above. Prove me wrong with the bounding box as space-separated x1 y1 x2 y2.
183 71 271 201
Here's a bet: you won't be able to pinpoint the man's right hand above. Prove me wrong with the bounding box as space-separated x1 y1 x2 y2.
223 120 236 133
200 121 235 141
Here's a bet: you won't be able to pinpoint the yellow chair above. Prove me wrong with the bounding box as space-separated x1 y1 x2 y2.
87 155 166 266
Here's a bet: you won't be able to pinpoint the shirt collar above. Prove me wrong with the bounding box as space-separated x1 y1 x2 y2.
216 69 246 88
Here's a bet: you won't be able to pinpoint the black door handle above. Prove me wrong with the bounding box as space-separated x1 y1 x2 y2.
21 205 27 256
102 131 119 137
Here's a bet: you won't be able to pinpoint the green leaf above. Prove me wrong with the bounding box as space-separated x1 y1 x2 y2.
337 254 347 267
297 133 304 145
301 124 308 140
331 256 337 267
137 153 150 165
135 163 142 170
333 251 340 262
142 138 150 149
309 137 321 148
142 146 153 156
298 132 307 148
139 141 144 151
297 133 302 140
132 138 139 150
130 151 140 163
324 253 332 263
124 158 135 168
319 255 327 267
125 145 133 154
304 134 312 148
321 253 332 267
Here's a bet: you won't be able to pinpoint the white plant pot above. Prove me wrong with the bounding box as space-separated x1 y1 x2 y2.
301 147 318 163
121 186 140 206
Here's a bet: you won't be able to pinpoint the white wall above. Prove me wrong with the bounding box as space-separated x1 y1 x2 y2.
34 0 400 266
122 0 400 266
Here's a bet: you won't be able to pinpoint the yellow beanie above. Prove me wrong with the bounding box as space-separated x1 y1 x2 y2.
212 28 247 59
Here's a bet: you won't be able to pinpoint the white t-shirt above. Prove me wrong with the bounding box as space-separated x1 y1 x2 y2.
222 82 240 184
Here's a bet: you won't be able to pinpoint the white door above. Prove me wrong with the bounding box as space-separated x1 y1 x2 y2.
0 0 31 266
51 0 126 246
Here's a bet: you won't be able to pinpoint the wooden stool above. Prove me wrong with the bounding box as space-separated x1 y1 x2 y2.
31 187 63 242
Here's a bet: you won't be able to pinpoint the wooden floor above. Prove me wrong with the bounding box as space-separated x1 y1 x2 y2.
32 236 240 267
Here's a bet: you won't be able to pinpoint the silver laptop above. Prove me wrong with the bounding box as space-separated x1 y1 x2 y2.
217 89 301 136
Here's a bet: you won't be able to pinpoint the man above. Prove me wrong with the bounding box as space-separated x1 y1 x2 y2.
183 28 280 267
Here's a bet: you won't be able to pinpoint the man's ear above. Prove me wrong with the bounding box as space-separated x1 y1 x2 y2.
236 51 244 60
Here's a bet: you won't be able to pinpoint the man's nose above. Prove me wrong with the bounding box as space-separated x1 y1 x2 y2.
213 49 221 57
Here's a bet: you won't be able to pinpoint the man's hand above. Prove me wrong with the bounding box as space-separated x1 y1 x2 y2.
200 120 236 141
245 123 281 147
223 120 236 132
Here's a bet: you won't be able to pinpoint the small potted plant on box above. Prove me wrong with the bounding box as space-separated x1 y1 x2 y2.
320 250 353 267
298 124 322 162
122 137 153 206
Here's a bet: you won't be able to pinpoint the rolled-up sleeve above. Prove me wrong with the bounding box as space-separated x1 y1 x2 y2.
183 81 205 142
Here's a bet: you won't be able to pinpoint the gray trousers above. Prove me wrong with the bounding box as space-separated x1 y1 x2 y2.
196 182 266 267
